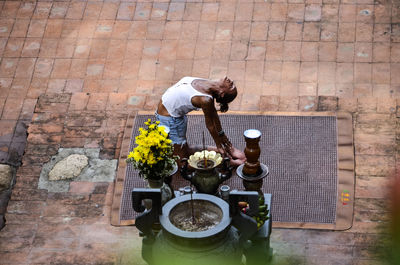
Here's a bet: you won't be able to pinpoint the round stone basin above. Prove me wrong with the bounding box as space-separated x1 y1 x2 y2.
160 194 231 246
170 199 222 232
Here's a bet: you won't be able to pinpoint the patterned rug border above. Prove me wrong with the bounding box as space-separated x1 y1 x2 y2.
111 111 354 230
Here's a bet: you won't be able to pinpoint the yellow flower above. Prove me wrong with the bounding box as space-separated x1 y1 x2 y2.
126 118 176 180
127 151 135 159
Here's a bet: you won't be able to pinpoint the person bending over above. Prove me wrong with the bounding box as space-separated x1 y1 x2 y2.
156 76 246 166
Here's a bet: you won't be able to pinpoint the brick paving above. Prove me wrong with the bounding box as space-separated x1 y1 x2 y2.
0 0 398 264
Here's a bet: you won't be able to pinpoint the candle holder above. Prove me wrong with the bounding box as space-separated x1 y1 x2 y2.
242 129 262 176
236 129 269 193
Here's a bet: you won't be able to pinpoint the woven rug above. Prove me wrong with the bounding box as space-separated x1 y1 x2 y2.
111 111 354 230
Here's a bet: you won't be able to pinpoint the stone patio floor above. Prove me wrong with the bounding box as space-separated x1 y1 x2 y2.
0 0 399 264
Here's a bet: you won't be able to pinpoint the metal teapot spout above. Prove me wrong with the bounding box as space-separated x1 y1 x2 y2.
217 157 232 183
180 158 194 181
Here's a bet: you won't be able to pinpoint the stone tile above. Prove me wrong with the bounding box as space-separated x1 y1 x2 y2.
51 59 71 79
299 83 317 96
355 42 372 62
321 4 339 22
117 3 135 21
372 63 390 84
302 22 320 41
45 20 63 39
268 22 286 41
374 3 391 23
339 4 356 22
336 63 353 84
235 2 253 21
120 59 140 80
285 22 303 41
16 2 35 19
305 4 321 21
167 3 185 21
336 43 354 62
184 3 202 21
33 2 51 19
318 42 336 61
47 79 66 93
279 96 299 111
10 19 30 38
0 38 7 56
66 2 85 20
4 38 24 57
259 96 279 111
15 58 36 79
39 39 58 58
281 62 300 82
55 38 76 58
245 61 264 81
353 83 373 97
100 2 119 20
0 19 14 37
264 61 282 82
318 62 336 84
338 22 355 42
336 83 353 98
246 41 266 61
0 2 20 18
372 84 392 98
233 22 251 40
391 43 400 63
354 63 372 83
266 41 284 61
177 39 196 60
283 41 301 61
240 93 260 111
300 62 318 83
163 21 183 40
391 63 400 84
180 21 199 40
27 19 46 38
87 93 108 111
270 3 288 22
250 22 268 41
356 23 373 42
373 23 391 42
201 3 219 22
320 22 337 41
49 2 68 19
68 59 87 79
83 2 101 20
252 3 271 21
212 41 231 61
86 59 105 79
230 41 249 60
288 4 305 22
301 41 318 61
0 120 16 142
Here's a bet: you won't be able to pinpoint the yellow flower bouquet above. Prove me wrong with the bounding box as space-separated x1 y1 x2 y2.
126 119 177 180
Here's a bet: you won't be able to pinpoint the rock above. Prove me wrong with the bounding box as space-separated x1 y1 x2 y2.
48 154 88 181
0 164 13 192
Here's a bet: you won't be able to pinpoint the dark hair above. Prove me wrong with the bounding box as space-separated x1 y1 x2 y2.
219 102 229 113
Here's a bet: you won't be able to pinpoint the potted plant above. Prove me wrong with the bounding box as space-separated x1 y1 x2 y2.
126 119 178 189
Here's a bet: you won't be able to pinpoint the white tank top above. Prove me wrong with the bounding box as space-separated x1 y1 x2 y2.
161 77 213 117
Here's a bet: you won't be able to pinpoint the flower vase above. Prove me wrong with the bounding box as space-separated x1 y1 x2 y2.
146 177 173 206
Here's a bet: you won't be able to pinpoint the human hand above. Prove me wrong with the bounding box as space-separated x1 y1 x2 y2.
217 146 227 157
